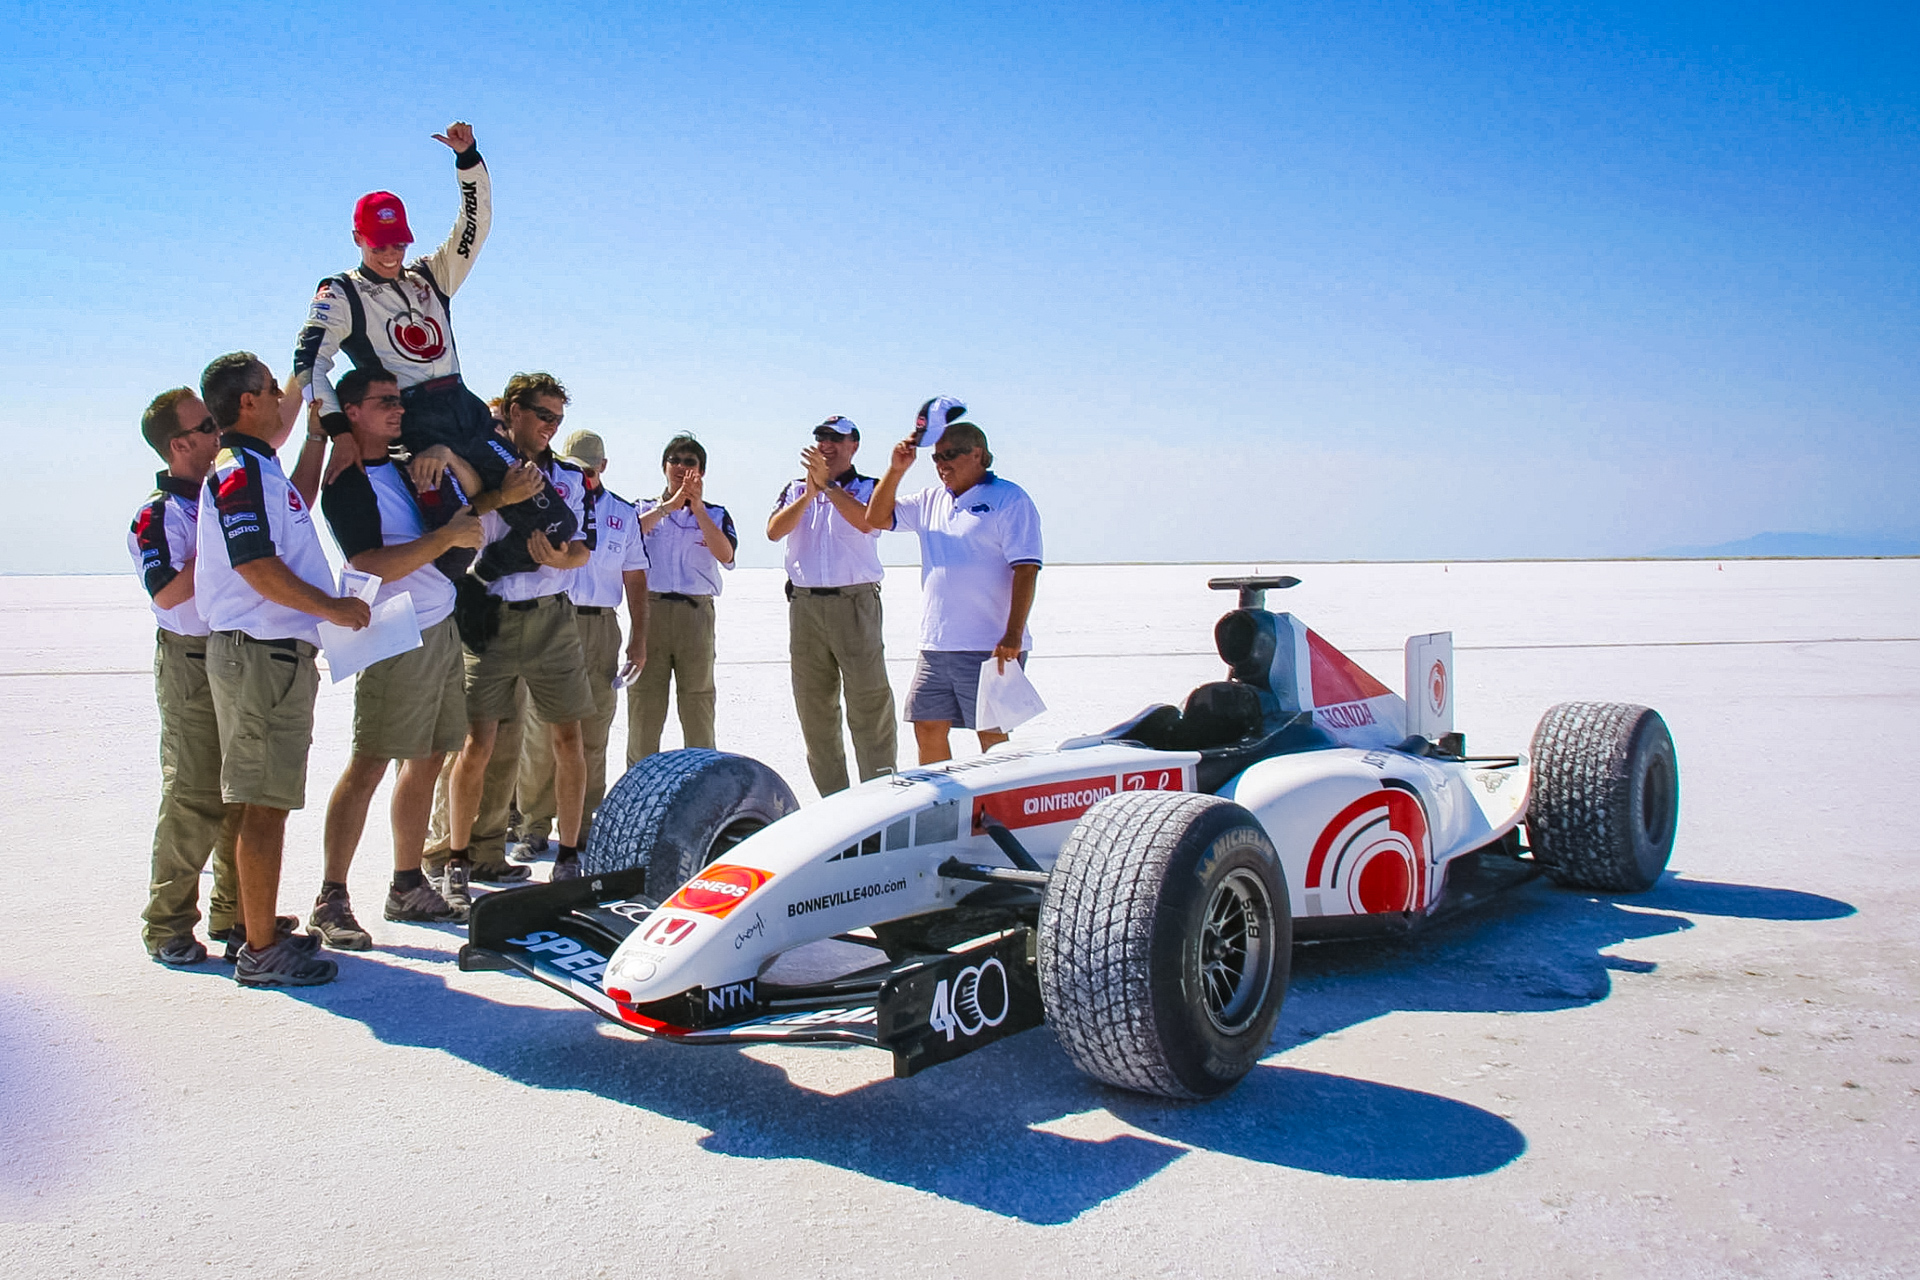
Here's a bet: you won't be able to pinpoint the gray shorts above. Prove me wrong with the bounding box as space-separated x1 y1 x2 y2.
906 649 1025 729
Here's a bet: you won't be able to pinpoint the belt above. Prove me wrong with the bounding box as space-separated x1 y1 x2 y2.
505 593 568 612
408 374 464 396
784 582 874 600
574 606 609 616
650 592 709 604
218 630 317 657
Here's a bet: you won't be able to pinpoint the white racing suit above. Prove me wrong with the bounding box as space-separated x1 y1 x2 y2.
292 150 575 580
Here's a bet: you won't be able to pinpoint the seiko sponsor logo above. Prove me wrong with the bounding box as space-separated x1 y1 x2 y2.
706 979 755 1016
457 181 479 256
504 930 609 985
223 523 261 538
929 957 1010 1042
1318 701 1378 729
786 878 907 918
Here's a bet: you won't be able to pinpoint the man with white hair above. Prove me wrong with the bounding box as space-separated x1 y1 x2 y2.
866 402 1042 765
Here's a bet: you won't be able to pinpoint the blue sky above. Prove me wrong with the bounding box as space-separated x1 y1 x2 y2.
2 1 1914 570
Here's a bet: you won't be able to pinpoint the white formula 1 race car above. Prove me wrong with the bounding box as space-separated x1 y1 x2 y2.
462 575 1679 1100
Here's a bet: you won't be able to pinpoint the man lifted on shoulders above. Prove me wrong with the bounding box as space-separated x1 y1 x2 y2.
292 121 576 580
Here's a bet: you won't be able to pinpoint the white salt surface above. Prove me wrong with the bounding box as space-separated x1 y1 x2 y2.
3 560 1917 1276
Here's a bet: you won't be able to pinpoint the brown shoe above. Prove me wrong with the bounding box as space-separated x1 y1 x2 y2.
309 889 373 951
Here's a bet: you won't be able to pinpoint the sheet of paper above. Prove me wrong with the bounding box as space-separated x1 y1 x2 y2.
316 592 421 684
338 568 382 604
976 658 1046 733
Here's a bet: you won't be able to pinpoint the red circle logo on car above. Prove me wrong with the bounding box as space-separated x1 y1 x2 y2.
664 864 774 919
1428 659 1447 714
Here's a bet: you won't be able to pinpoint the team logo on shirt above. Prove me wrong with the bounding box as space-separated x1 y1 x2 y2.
386 314 447 362
288 489 304 511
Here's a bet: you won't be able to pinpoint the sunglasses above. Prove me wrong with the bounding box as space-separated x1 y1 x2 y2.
931 446 976 463
353 394 404 410
666 454 702 468
521 405 564 427
181 416 218 438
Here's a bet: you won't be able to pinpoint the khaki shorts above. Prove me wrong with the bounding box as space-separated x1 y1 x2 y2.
353 614 467 760
464 593 595 725
207 630 320 810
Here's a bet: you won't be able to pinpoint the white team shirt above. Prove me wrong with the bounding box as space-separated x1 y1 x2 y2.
891 474 1044 652
637 500 738 596
774 472 883 588
129 474 209 636
196 433 335 645
480 456 590 603
319 459 457 629
568 488 649 609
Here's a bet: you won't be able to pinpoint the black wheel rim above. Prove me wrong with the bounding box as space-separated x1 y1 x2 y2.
1639 752 1674 845
1199 868 1275 1035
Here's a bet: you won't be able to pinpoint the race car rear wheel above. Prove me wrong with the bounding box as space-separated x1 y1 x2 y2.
583 749 798 900
1038 791 1290 1100
1527 702 1679 892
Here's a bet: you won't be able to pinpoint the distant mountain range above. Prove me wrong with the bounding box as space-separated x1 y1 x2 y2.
1654 532 1920 559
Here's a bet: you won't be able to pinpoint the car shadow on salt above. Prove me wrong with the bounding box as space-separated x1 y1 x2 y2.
283 871 1850 1225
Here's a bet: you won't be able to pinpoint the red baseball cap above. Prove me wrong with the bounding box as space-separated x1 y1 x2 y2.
353 191 414 248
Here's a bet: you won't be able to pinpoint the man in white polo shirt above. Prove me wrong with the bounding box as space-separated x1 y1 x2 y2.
196 353 370 986
445 372 594 891
629 434 736 764
867 417 1042 765
313 367 488 946
515 429 649 858
766 415 896 794
130 385 240 965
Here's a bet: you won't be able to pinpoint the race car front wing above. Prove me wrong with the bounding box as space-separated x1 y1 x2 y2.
459 871 1045 1077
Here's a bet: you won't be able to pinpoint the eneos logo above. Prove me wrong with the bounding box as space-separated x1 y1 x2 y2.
664 864 774 919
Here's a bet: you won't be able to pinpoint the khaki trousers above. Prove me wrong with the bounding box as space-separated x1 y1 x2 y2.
144 629 241 949
424 681 525 870
519 610 621 846
789 584 897 795
626 593 716 765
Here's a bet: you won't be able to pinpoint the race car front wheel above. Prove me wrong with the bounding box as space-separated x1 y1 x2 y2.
584 749 798 900
1038 791 1290 1100
1527 702 1679 892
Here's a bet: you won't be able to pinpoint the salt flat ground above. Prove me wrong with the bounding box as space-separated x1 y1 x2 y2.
2 559 1917 1279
